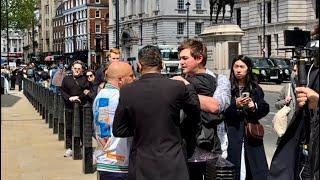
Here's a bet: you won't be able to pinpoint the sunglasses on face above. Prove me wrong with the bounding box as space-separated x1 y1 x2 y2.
86 74 94 77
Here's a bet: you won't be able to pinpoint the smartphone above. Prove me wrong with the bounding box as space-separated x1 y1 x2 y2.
241 92 250 98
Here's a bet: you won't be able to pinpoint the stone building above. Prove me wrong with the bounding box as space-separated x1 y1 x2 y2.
233 0 318 58
38 0 59 56
62 0 109 65
1 29 25 65
108 0 230 61
52 2 65 62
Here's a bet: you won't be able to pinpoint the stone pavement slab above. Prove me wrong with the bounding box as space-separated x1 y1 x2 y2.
1 90 97 180
259 82 287 93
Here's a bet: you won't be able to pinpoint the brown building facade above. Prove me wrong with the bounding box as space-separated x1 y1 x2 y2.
54 0 109 65
53 3 65 61
87 0 109 65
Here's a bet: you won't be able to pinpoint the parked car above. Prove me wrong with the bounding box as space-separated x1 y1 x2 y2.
269 58 291 81
248 57 282 84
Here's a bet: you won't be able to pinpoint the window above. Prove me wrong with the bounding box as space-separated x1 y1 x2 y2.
177 0 184 10
156 0 160 10
177 22 184 35
96 10 100 18
236 8 241 27
45 5 49 14
316 0 319 19
274 34 278 55
267 2 271 23
96 38 101 49
266 35 271 57
124 0 127 17
257 3 262 25
275 0 279 22
96 24 101 33
153 23 157 35
258 36 262 54
195 22 202 35
95 0 100 4
196 0 202 10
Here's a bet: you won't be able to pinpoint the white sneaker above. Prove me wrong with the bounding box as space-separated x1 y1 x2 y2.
64 148 73 157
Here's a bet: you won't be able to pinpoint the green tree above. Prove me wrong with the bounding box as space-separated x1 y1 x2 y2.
1 0 37 30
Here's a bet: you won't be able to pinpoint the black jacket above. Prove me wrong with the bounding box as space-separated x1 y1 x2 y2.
113 73 200 180
225 83 269 180
269 66 319 180
60 74 89 109
185 73 222 154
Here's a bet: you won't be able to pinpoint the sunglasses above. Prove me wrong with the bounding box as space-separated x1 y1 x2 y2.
86 74 94 77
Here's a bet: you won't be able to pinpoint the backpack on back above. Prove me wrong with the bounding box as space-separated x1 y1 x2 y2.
51 69 66 87
27 68 34 77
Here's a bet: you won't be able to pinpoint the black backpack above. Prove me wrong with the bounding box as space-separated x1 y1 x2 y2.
182 73 225 157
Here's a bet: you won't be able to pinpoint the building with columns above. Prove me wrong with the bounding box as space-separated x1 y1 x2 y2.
1 29 25 65
108 0 231 61
233 0 318 58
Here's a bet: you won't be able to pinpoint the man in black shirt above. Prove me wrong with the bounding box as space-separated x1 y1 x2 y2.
60 60 89 157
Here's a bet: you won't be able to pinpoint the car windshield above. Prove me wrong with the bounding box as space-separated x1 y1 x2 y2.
253 58 269 67
275 59 288 66
161 51 179 61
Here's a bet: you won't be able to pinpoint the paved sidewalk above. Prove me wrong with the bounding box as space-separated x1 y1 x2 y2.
1 89 96 180
259 82 287 93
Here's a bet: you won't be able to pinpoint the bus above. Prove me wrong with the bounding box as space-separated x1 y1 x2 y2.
158 45 181 77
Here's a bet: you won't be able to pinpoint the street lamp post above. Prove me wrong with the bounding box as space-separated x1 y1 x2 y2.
140 19 143 45
185 2 191 39
73 18 78 60
116 0 120 48
6 0 9 62
263 0 266 58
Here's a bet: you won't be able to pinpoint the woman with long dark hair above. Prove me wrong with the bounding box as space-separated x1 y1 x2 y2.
225 55 269 180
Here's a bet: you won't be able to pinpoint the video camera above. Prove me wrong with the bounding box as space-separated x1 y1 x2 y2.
283 28 312 87
284 28 310 47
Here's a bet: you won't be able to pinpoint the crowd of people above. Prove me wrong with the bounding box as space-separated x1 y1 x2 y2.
53 39 317 180
2 34 318 180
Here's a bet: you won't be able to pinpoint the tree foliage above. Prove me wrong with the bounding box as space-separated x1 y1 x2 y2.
1 0 37 30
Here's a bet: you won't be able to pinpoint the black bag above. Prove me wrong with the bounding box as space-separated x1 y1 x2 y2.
196 113 225 152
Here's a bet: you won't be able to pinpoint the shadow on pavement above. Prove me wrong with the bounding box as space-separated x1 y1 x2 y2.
1 93 22 107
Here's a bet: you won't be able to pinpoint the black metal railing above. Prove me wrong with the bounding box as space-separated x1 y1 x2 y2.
22 78 96 174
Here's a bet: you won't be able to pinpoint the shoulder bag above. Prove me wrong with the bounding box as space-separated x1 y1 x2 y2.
245 118 264 140
272 85 291 137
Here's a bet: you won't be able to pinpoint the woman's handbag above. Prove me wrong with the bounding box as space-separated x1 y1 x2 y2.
245 122 264 140
272 85 291 137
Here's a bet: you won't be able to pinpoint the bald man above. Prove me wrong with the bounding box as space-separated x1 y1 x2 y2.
92 61 135 180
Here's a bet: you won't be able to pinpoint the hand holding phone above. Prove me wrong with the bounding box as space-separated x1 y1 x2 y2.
241 92 250 98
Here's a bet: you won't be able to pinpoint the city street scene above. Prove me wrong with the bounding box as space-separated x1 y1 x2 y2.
1 0 319 180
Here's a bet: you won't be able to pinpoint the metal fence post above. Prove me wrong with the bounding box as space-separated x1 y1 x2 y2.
82 103 95 173
48 90 54 129
53 92 59 134
45 88 49 123
58 94 65 141
72 102 82 160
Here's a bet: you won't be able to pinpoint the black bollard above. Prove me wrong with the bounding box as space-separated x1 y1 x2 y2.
45 88 49 124
42 87 46 120
48 90 54 129
37 85 41 113
58 94 65 141
52 92 58 134
72 102 82 160
82 103 95 173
